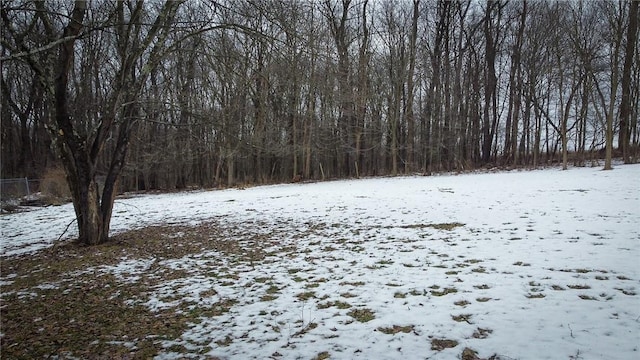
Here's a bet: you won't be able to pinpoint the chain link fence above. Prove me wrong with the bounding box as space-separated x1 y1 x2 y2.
0 178 41 201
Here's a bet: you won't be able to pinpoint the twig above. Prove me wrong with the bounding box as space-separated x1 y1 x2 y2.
117 201 142 214
57 217 77 242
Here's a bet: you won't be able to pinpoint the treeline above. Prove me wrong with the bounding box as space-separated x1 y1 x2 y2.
2 0 639 191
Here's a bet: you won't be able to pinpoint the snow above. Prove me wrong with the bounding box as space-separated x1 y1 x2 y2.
1 164 639 359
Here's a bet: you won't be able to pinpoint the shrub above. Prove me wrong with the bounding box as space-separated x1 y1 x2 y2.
40 167 71 203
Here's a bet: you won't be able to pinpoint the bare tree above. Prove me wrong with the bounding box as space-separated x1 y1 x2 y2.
2 1 185 244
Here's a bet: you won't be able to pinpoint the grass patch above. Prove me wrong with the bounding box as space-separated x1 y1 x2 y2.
431 338 459 351
378 325 414 335
296 291 316 301
215 335 233 346
567 284 591 290
334 300 352 309
340 292 357 298
397 222 464 231
318 300 351 309
347 308 375 322
615 288 637 296
292 322 318 337
376 259 394 265
266 285 280 294
465 259 483 264
526 293 546 299
317 301 332 309
431 287 458 296
340 281 365 286
451 314 473 323
513 261 531 266
314 351 330 360
472 328 493 339
394 292 406 298
461 348 481 360
430 223 465 231
473 284 490 290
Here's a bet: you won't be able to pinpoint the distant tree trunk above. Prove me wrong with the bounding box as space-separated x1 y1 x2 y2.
326 0 354 177
405 0 419 173
482 1 501 164
576 75 591 166
355 0 370 178
619 0 638 163
428 0 450 172
504 1 526 165
1 76 37 177
601 2 624 170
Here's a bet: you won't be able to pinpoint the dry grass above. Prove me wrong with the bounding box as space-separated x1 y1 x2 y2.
40 167 71 204
347 308 375 322
0 218 518 360
0 223 267 359
431 338 459 351
378 325 414 335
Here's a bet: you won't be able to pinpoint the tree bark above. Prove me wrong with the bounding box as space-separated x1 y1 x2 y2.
405 0 419 173
482 1 500 164
48 1 104 245
619 0 638 163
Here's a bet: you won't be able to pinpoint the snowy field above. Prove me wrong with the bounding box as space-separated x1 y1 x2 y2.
1 164 639 359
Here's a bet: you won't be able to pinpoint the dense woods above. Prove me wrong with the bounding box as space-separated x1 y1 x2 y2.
1 0 638 220
3 0 639 187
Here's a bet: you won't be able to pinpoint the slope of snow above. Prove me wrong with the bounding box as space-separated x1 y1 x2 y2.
1 164 639 359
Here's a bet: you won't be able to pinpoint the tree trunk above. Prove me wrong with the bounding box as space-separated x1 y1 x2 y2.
49 1 101 244
619 0 638 163
505 1 526 165
34 0 181 245
405 0 419 173
76 179 104 245
482 1 499 164
326 0 354 177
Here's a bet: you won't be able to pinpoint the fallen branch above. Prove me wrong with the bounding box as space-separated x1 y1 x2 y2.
57 217 77 242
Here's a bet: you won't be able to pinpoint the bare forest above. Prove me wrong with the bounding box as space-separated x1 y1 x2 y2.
1 0 639 243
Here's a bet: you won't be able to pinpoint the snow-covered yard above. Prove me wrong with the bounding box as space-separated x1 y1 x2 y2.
1 165 639 359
